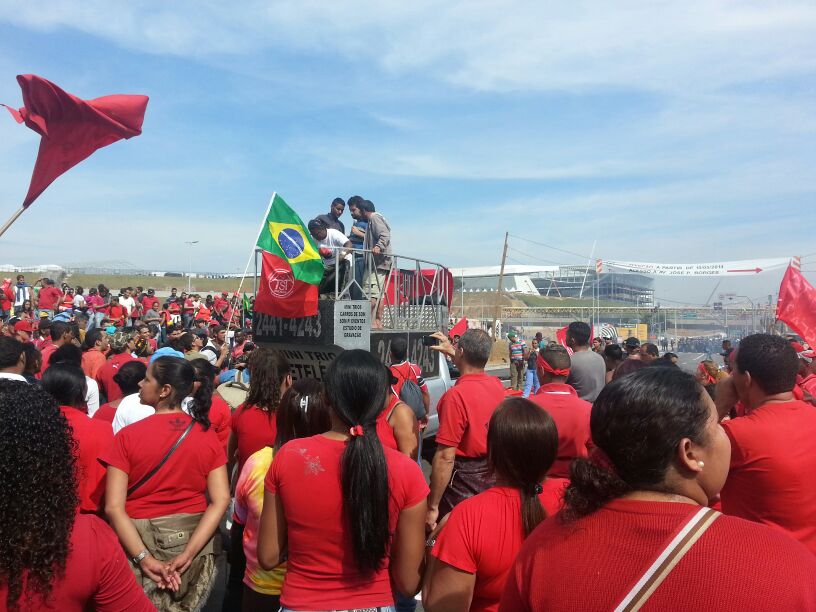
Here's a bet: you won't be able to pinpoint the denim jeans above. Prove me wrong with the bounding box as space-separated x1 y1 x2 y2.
522 369 541 398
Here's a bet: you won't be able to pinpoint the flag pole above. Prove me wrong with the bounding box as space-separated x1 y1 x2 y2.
0 206 26 240
225 192 276 329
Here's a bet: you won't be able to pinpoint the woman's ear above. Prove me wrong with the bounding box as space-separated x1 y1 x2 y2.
676 437 704 474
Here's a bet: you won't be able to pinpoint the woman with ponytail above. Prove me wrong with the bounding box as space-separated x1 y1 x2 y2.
501 367 816 611
189 358 231 452
424 397 563 612
258 349 428 611
102 356 230 611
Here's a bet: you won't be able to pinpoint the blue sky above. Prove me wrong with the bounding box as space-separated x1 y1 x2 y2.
0 1 814 303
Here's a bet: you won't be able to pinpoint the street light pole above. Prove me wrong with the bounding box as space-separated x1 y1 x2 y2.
184 240 199 292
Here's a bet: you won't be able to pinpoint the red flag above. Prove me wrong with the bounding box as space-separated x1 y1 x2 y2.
777 264 816 348
3 75 148 208
449 317 468 338
254 251 319 318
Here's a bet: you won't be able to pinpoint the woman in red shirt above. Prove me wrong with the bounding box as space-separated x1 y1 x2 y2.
258 349 428 611
424 397 564 612
102 356 230 610
228 347 291 479
189 357 231 451
41 363 113 513
501 367 816 611
0 380 152 611
376 369 419 458
93 361 147 426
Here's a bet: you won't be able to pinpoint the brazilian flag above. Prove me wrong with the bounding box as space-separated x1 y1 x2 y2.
254 193 323 318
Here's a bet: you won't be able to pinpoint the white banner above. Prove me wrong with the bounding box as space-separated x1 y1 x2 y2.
603 258 792 277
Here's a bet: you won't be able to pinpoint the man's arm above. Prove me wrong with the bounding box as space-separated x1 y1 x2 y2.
373 215 390 250
426 444 456 533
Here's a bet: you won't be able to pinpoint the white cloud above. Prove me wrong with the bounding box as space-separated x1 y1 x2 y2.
1 1 815 94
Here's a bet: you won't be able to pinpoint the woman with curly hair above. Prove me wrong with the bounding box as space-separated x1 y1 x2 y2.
501 367 816 611
227 347 291 478
102 356 230 611
0 380 152 610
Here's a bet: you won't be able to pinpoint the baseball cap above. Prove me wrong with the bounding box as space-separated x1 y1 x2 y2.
507 331 517 339
110 330 135 351
150 347 185 364
14 320 33 333
307 218 326 232
624 337 641 348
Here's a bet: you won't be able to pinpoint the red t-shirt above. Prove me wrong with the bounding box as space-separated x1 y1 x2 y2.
100 412 225 519
375 396 400 451
529 383 593 479
93 402 117 424
60 406 113 513
95 353 137 402
390 361 427 397
209 393 232 452
107 304 126 326
500 500 816 611
141 296 159 312
265 434 429 609
436 372 506 457
434 481 568 612
39 342 58 373
82 349 107 380
800 374 816 406
231 403 277 475
37 286 62 310
0 514 153 611
720 399 816 554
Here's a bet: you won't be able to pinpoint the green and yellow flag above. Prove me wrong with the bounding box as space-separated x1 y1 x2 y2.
254 193 323 318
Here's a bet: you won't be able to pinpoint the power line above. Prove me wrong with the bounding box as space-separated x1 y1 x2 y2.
509 234 592 261
506 246 566 266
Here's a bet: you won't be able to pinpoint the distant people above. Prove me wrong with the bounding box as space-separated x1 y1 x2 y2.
529 344 592 478
316 196 346 233
720 339 734 363
0 381 153 610
42 363 112 513
427 329 506 530
715 334 816 554
258 350 427 610
102 357 229 610
640 342 660 363
308 218 353 297
361 200 392 328
603 343 623 384
37 278 62 318
613 336 647 380
591 337 604 353
507 331 527 392
424 398 565 612
522 338 541 398
502 367 816 610
12 274 31 316
229 379 330 612
565 321 606 401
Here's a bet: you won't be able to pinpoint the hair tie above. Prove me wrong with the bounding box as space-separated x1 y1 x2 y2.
536 352 570 377
533 483 543 495
590 448 617 475
299 396 309 414
349 425 364 437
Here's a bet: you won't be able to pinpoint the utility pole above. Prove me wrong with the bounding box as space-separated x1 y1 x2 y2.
491 232 509 341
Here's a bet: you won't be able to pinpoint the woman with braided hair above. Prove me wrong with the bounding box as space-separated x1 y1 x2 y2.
423 397 564 612
0 380 151 610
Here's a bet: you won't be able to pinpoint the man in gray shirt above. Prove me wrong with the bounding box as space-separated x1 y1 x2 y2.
361 200 392 328
565 321 606 401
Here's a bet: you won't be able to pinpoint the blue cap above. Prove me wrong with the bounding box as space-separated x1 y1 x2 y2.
150 347 184 364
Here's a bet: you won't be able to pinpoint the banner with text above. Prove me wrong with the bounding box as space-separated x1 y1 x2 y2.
603 258 792 277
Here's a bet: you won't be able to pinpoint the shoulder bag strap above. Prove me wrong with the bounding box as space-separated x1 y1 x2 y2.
615 507 720 612
127 420 196 496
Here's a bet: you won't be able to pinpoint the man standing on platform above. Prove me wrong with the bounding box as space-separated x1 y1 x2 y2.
316 197 346 233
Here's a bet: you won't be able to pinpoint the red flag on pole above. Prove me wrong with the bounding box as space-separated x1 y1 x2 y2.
254 251 319 319
449 317 468 338
777 264 816 348
2 75 148 208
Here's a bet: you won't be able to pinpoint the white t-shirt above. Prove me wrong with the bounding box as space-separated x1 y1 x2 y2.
85 377 100 417
318 228 351 267
118 296 136 316
73 294 86 309
111 394 194 434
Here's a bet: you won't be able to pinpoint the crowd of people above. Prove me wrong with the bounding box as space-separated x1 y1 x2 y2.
1 279 816 611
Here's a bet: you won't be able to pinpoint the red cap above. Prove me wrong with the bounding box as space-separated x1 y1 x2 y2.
14 320 34 333
791 341 806 353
